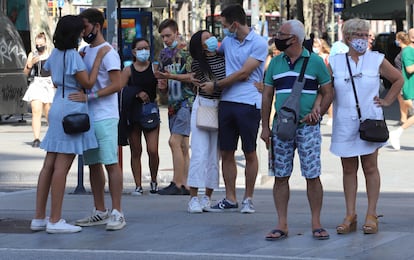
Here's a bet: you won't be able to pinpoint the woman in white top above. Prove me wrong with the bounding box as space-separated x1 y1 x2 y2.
329 18 403 235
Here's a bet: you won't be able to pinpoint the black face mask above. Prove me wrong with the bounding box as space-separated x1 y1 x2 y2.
274 37 293 51
36 45 46 53
83 24 97 44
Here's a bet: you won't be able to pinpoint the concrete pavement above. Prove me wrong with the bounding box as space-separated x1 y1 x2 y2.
0 101 413 259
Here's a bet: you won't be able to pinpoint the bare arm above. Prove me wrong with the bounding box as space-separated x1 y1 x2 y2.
75 46 111 89
23 52 40 76
376 58 404 106
200 57 262 93
260 85 274 149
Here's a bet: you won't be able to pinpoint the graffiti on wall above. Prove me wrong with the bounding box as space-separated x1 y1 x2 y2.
0 35 27 67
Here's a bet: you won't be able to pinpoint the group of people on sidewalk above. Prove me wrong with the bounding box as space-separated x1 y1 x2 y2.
27 5 404 240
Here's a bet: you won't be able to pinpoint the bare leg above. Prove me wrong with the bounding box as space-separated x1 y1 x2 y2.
243 150 258 199
169 133 186 187
144 126 160 183
31 100 43 140
361 151 380 217
341 157 359 217
49 153 76 223
89 164 106 211
221 150 237 203
34 152 56 219
306 177 325 230
106 163 123 211
129 126 143 188
272 176 290 234
43 103 51 124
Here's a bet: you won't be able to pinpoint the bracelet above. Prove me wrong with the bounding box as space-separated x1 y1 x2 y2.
88 92 99 100
213 81 220 92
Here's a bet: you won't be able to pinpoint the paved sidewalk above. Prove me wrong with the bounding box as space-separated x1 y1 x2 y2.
0 102 413 259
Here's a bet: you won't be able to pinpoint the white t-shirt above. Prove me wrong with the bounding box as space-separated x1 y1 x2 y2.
82 42 121 121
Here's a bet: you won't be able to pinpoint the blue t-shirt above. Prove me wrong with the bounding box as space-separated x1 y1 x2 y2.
218 29 268 108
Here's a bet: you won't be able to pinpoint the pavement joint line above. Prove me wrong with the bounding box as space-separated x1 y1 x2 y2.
0 248 336 260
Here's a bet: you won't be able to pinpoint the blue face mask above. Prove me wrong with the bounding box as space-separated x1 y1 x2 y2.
223 23 236 38
350 38 368 53
169 40 178 49
136 49 150 62
205 36 218 52
395 40 400 47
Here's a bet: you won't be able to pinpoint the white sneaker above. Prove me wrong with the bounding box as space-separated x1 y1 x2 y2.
389 130 401 150
46 219 82 234
200 195 211 212
240 197 255 214
106 209 126 231
188 197 203 213
75 208 110 227
131 186 143 196
30 217 48 231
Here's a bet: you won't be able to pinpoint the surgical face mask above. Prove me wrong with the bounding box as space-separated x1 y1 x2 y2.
223 23 236 38
205 36 218 52
36 45 46 53
136 49 150 62
169 40 178 49
395 40 400 47
274 37 293 51
83 24 97 44
350 38 368 53
312 47 320 54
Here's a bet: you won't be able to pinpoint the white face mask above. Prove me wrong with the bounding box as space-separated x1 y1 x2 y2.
350 38 368 53
312 47 320 54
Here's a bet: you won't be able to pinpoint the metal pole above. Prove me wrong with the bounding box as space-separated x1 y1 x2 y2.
117 0 123 171
73 155 86 194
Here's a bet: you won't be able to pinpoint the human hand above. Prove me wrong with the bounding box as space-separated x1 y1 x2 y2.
137 91 149 103
68 91 87 102
300 112 320 125
254 82 264 93
154 70 171 79
374 96 390 107
157 79 168 93
200 81 214 95
260 127 271 150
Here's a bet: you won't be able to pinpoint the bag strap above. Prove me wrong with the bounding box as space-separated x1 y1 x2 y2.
345 53 362 121
298 56 310 82
62 50 66 98
288 56 309 96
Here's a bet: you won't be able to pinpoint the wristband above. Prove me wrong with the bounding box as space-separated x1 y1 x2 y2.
88 92 99 100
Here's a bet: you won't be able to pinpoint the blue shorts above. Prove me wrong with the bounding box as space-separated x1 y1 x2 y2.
218 101 261 153
269 124 321 179
83 118 119 165
169 106 191 136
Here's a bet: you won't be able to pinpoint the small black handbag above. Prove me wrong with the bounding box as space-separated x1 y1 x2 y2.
60 50 90 135
345 53 389 142
139 102 160 131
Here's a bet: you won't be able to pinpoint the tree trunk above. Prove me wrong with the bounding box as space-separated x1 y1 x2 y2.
28 0 53 53
297 0 304 23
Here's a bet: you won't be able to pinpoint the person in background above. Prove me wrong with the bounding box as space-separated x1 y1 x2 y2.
393 31 412 126
329 18 403 234
389 28 414 150
261 19 332 240
265 42 280 71
30 15 109 234
23 32 55 148
118 38 160 195
186 30 225 213
201 4 268 214
313 38 333 126
74 8 125 231
155 19 196 195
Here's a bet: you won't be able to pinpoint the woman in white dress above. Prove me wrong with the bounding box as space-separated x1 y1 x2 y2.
329 18 403 234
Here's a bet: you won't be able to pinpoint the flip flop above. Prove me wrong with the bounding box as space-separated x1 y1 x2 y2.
312 228 330 240
265 229 288 241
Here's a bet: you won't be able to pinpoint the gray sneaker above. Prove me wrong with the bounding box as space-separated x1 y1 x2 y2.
75 208 110 227
204 198 238 212
240 197 255 214
106 209 126 231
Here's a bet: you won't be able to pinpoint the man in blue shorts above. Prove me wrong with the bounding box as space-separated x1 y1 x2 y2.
202 4 268 213
74 8 125 230
261 19 333 240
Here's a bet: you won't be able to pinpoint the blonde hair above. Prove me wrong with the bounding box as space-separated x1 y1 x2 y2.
396 31 410 45
342 18 370 39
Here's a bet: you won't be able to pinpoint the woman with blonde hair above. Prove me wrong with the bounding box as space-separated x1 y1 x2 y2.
329 18 403 234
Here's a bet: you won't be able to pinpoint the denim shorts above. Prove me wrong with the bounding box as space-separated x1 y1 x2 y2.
169 106 191 136
83 118 119 165
218 101 261 153
269 124 321 179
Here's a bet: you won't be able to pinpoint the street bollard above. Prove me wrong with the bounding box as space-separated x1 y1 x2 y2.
73 155 87 194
